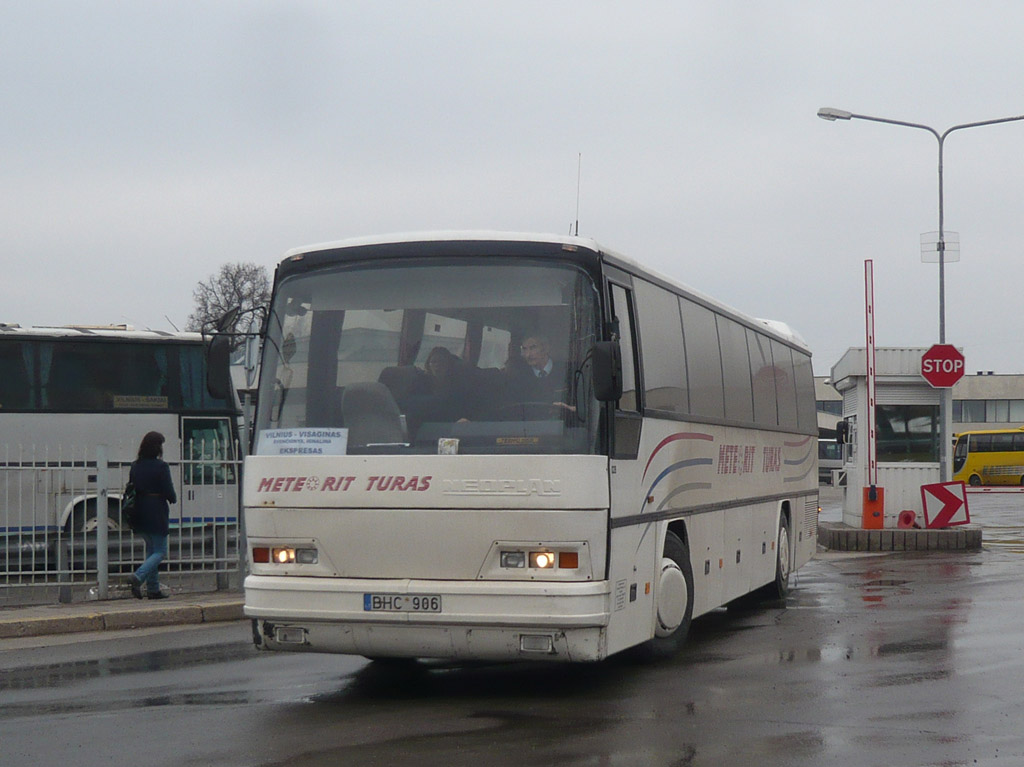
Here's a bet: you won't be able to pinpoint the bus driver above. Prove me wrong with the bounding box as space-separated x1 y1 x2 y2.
512 332 574 414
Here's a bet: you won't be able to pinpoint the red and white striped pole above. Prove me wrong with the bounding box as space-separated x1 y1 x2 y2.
865 260 877 489
863 259 884 527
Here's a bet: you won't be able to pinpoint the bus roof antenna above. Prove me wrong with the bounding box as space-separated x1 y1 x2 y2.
574 152 582 236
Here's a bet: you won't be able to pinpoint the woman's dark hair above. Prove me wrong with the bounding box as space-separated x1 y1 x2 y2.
137 431 166 460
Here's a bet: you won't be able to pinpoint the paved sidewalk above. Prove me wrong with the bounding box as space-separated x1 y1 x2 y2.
0 591 245 639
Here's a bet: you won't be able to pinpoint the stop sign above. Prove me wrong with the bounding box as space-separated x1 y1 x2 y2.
921 344 965 387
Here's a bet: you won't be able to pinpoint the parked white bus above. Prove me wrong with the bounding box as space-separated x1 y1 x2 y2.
244 233 818 662
818 438 844 485
0 325 240 546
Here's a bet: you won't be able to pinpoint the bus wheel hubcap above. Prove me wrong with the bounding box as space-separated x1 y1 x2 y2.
655 559 687 637
778 527 791 580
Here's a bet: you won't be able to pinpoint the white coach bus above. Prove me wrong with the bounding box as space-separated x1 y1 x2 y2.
0 325 240 540
244 233 818 662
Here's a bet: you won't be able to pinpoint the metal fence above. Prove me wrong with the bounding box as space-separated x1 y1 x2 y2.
1 442 243 605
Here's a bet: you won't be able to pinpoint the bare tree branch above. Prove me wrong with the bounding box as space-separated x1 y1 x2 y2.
186 262 270 346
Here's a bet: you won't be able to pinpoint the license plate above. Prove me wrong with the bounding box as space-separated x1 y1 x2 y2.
363 593 442 612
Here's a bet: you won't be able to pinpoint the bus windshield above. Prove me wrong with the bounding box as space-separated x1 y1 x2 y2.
255 258 603 456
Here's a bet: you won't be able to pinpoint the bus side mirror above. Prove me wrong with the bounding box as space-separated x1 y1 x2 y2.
206 334 233 401
592 341 622 402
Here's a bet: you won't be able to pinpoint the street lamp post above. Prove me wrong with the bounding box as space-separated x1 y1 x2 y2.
817 107 1024 481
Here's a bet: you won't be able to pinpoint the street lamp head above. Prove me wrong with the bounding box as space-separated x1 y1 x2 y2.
817 107 853 121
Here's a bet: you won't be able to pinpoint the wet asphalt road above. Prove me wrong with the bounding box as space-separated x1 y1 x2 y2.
3 488 1024 767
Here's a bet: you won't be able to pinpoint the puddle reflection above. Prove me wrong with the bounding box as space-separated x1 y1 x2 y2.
0 641 253 692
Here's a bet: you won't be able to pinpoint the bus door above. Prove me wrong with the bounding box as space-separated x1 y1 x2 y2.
605 278 656 652
608 282 642 462
180 416 239 528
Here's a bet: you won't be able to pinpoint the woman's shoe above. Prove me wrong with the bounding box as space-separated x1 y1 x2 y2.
128 575 143 599
147 591 169 600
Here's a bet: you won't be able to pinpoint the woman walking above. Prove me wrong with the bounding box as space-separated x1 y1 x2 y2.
127 431 177 599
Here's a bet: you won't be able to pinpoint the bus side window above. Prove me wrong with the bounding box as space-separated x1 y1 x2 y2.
0 341 33 410
609 283 641 459
971 434 992 453
992 433 1014 452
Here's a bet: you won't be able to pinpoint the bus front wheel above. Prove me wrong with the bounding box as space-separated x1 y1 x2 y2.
66 500 124 535
969 475 982 487
642 531 694 659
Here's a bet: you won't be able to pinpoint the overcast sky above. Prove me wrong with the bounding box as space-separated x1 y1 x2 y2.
4 2 1023 375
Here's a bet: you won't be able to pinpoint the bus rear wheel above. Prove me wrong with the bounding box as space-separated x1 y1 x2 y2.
641 531 694 660
763 515 791 600
727 514 793 610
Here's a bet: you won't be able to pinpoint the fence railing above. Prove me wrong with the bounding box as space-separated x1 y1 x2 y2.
1 442 243 605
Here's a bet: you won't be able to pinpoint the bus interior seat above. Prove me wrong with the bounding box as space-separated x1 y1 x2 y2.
378 365 429 405
341 381 407 446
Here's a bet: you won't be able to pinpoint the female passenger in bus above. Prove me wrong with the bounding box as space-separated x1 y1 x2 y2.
421 346 475 422
127 431 177 599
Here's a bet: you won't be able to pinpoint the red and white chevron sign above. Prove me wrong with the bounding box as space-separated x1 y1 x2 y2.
920 481 971 529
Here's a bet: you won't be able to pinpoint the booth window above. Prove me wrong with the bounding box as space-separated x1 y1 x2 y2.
875 404 939 463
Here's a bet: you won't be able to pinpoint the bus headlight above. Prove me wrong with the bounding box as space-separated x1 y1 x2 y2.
503 549 580 570
529 551 556 569
489 542 588 577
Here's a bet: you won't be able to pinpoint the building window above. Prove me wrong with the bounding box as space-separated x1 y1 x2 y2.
817 400 842 416
1010 400 1024 422
961 400 986 423
987 400 1010 423
956 400 1024 424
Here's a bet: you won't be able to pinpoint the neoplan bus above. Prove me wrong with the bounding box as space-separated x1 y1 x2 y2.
244 233 819 662
953 427 1024 486
0 325 240 547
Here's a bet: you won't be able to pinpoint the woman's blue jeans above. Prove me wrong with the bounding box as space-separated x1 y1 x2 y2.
135 533 168 594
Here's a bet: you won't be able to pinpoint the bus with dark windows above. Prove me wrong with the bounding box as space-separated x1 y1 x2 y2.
0 325 239 573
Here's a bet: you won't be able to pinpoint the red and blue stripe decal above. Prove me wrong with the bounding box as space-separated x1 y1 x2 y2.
783 435 815 483
640 432 714 514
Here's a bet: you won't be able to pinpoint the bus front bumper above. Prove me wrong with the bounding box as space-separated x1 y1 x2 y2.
244 574 612 662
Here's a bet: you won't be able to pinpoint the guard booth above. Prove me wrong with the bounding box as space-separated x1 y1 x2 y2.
830 347 947 528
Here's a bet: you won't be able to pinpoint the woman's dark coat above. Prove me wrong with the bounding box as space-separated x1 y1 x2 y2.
129 457 177 535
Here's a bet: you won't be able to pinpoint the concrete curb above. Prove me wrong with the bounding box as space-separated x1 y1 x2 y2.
103 605 206 631
0 599 245 640
201 601 248 624
818 521 983 552
0 613 106 638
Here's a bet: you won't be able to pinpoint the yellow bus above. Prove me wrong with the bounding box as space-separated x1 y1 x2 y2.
952 427 1024 486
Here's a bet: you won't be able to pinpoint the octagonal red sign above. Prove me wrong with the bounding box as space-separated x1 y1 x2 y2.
921 344 965 387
